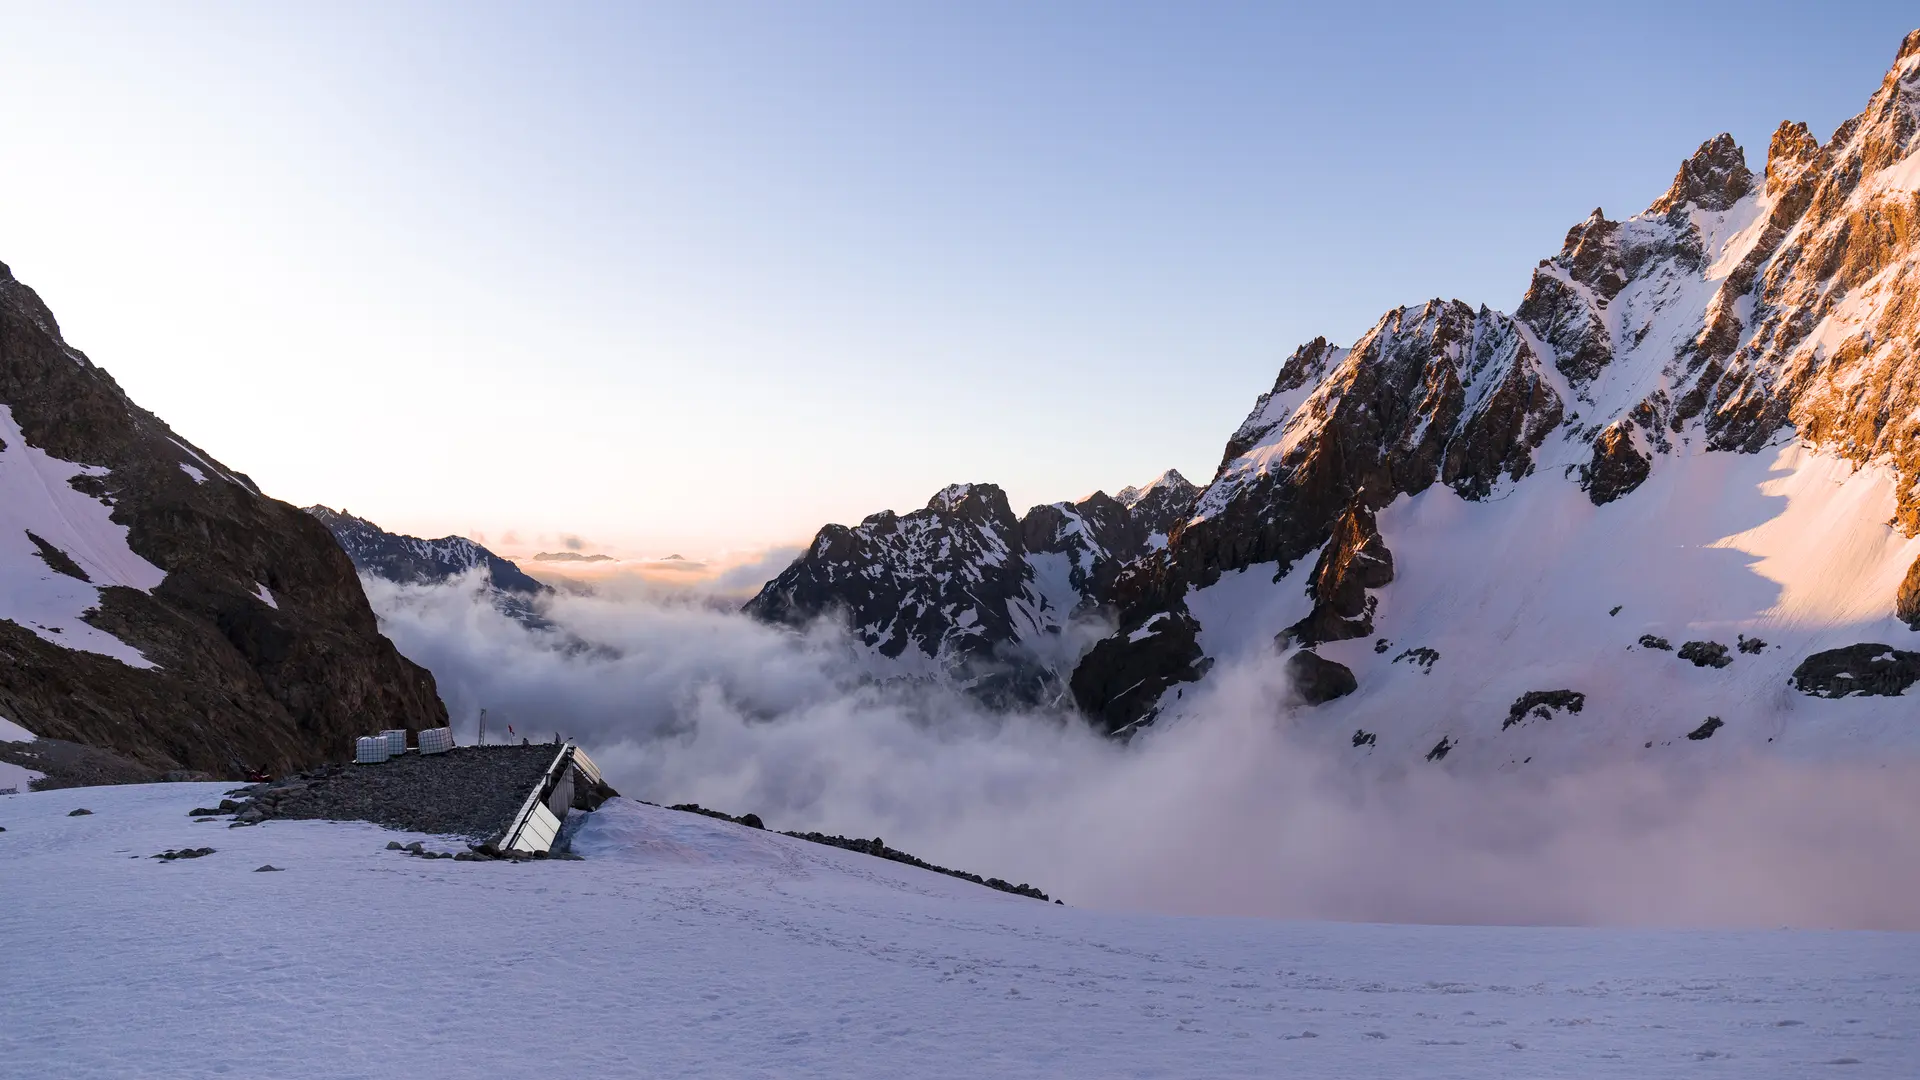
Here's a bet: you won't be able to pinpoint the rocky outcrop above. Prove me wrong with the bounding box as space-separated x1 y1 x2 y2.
1678 641 1733 668
1791 644 1920 698
1280 501 1393 646
1282 650 1356 706
1580 422 1652 505
1069 610 1206 732
1649 133 1755 214
0 261 446 778
1899 554 1920 631
1502 690 1586 730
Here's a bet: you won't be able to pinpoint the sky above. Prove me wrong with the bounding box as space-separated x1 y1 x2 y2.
0 2 1915 559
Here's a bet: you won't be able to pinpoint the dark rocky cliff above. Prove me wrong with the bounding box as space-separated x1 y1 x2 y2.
0 261 446 778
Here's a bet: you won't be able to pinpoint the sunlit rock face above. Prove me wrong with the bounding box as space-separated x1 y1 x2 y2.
1071 31 1920 741
0 261 446 778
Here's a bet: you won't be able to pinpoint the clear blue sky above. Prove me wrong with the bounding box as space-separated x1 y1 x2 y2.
1 2 1913 557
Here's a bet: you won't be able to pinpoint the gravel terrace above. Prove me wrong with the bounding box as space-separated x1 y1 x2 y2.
213 744 562 841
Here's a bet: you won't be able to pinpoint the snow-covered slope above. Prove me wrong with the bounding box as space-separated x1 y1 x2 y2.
745 473 1197 702
1072 31 1920 758
3 782 1914 1078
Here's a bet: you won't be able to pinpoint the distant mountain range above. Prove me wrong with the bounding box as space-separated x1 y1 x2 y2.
744 471 1196 704
533 551 614 563
302 506 550 627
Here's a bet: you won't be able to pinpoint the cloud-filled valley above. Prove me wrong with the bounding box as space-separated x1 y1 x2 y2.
366 572 1920 931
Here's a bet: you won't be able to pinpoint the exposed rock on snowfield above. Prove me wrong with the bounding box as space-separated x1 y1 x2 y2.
1279 501 1394 647
1678 641 1734 669
746 473 1197 703
1502 690 1586 730
1791 644 1920 698
1282 650 1356 705
0 261 446 777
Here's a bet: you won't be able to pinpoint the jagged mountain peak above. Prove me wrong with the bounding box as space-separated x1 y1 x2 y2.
1649 133 1753 215
302 506 547 598
746 468 1200 701
925 482 1018 530
1765 120 1824 195
1114 469 1195 509
1069 28 1920 742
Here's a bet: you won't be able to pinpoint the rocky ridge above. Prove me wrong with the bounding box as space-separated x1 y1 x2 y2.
304 505 550 626
1072 31 1920 734
0 260 447 777
745 472 1197 701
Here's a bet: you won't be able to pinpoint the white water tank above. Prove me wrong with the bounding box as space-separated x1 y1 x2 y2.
418 727 454 755
380 729 408 755
355 736 389 764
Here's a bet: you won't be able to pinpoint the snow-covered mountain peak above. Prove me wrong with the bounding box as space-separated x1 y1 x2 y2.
1765 120 1824 196
923 482 1019 531
1069 29 1920 743
302 505 547 604
1115 469 1193 509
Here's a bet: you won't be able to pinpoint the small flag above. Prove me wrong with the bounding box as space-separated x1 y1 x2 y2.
507 724 516 736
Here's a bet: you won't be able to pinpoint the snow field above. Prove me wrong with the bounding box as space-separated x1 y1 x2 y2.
2 783 1915 1079
1170 442 1920 770
0 716 42 794
0 403 165 668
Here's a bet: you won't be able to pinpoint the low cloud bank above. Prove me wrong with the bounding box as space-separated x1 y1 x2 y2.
366 574 1920 930
519 545 803 607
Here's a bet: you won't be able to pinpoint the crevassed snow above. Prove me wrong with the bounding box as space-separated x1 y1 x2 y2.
0 405 165 668
0 783 1913 1079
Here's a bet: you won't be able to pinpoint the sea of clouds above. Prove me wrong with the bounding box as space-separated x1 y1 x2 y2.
363 570 1920 931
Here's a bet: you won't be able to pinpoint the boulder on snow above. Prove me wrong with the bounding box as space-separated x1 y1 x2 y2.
1392 646 1439 673
1678 641 1732 668
1283 651 1357 705
1686 717 1724 741
1502 690 1586 730
1791 644 1920 698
